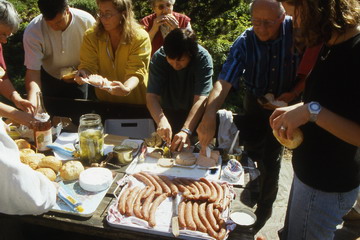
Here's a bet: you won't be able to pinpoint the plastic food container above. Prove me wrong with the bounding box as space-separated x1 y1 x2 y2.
223 159 243 182
230 208 257 228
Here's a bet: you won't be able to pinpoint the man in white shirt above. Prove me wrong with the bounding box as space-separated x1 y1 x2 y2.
23 0 95 107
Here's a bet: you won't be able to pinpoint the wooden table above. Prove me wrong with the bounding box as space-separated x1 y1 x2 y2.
1 154 257 240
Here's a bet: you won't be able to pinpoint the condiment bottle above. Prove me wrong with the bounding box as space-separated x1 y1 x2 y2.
78 113 104 165
32 92 52 151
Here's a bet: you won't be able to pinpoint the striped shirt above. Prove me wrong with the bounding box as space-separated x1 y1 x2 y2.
219 16 300 97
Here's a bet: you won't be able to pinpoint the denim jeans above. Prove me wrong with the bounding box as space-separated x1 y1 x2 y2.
281 174 359 240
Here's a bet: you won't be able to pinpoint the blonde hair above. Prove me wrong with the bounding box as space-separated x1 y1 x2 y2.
95 0 141 44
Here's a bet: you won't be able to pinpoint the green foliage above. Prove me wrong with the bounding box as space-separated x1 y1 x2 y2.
3 0 252 112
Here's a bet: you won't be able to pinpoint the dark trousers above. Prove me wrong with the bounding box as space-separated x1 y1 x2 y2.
40 67 92 100
234 92 282 210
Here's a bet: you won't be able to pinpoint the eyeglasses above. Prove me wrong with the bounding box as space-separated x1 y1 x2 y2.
155 3 173 10
251 18 278 27
97 11 120 20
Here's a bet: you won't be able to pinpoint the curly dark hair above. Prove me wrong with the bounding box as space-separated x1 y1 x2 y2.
277 0 360 48
163 28 198 59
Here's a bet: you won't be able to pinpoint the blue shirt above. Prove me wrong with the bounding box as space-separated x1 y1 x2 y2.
219 16 300 97
148 45 213 111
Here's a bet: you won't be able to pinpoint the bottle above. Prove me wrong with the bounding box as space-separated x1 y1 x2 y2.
78 113 104 165
32 92 52 151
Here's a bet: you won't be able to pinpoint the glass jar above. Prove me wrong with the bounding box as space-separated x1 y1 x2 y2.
78 114 104 165
32 92 52 151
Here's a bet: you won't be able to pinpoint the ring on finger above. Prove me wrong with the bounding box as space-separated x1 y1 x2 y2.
280 126 287 131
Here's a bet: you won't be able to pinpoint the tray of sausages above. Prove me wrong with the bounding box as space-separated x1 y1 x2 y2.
106 171 235 240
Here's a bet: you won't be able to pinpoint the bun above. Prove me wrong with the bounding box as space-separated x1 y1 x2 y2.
273 128 303 149
38 156 62 172
15 139 31 150
19 148 35 157
175 152 196 166
20 153 45 169
87 74 110 88
36 168 57 181
157 158 175 167
60 161 84 181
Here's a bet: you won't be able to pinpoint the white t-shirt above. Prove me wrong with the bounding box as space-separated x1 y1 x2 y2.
0 119 57 215
23 8 95 79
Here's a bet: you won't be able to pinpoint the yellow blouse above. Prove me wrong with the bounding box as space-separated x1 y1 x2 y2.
79 27 151 105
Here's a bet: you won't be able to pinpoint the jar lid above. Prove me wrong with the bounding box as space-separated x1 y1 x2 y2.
113 145 133 152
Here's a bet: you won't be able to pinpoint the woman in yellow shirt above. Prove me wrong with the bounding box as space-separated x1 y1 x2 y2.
76 0 151 105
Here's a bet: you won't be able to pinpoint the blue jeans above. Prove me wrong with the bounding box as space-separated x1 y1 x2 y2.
281 174 359 240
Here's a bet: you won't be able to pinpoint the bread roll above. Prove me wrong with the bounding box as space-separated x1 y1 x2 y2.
36 168 57 181
60 67 77 80
38 156 62 172
157 158 175 167
21 153 44 169
175 152 197 166
60 160 84 181
19 148 35 157
15 139 31 150
273 128 303 149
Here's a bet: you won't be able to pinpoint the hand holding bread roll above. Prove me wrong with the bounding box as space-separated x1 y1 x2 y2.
273 128 303 149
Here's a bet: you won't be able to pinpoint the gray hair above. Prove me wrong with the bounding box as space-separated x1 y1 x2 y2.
0 0 20 33
149 0 176 8
249 0 285 17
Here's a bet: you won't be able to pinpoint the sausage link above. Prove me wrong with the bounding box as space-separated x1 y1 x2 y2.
125 186 141 216
220 184 231 211
153 174 171 196
141 191 155 221
192 202 207 232
199 181 211 200
217 227 227 240
133 187 147 219
198 202 218 239
185 201 197 231
148 193 168 227
206 203 220 231
118 186 132 215
132 173 155 198
193 181 207 200
140 172 163 196
179 178 196 194
212 181 224 209
200 177 217 202
178 201 186 228
213 208 225 226
159 175 178 197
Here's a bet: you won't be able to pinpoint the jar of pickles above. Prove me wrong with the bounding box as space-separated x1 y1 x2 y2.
78 114 104 165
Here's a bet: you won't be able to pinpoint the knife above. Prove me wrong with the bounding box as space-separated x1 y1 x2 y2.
171 195 180 237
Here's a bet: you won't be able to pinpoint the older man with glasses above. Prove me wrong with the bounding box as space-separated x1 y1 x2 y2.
141 0 191 56
23 0 95 109
197 0 301 233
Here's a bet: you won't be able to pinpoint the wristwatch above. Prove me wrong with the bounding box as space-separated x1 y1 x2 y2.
307 101 322 122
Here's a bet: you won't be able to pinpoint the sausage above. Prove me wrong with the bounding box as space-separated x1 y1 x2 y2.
193 181 206 200
198 202 218 239
118 186 132 215
217 227 227 240
148 193 168 227
132 172 155 198
192 201 207 233
159 175 178 197
140 172 163 196
213 208 225 226
142 191 155 221
180 178 198 195
133 187 147 219
212 181 224 209
153 174 171 196
199 181 211 199
200 177 217 202
178 201 186 228
125 186 141 216
220 184 231 211
206 203 220 231
173 179 191 195
184 201 197 231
